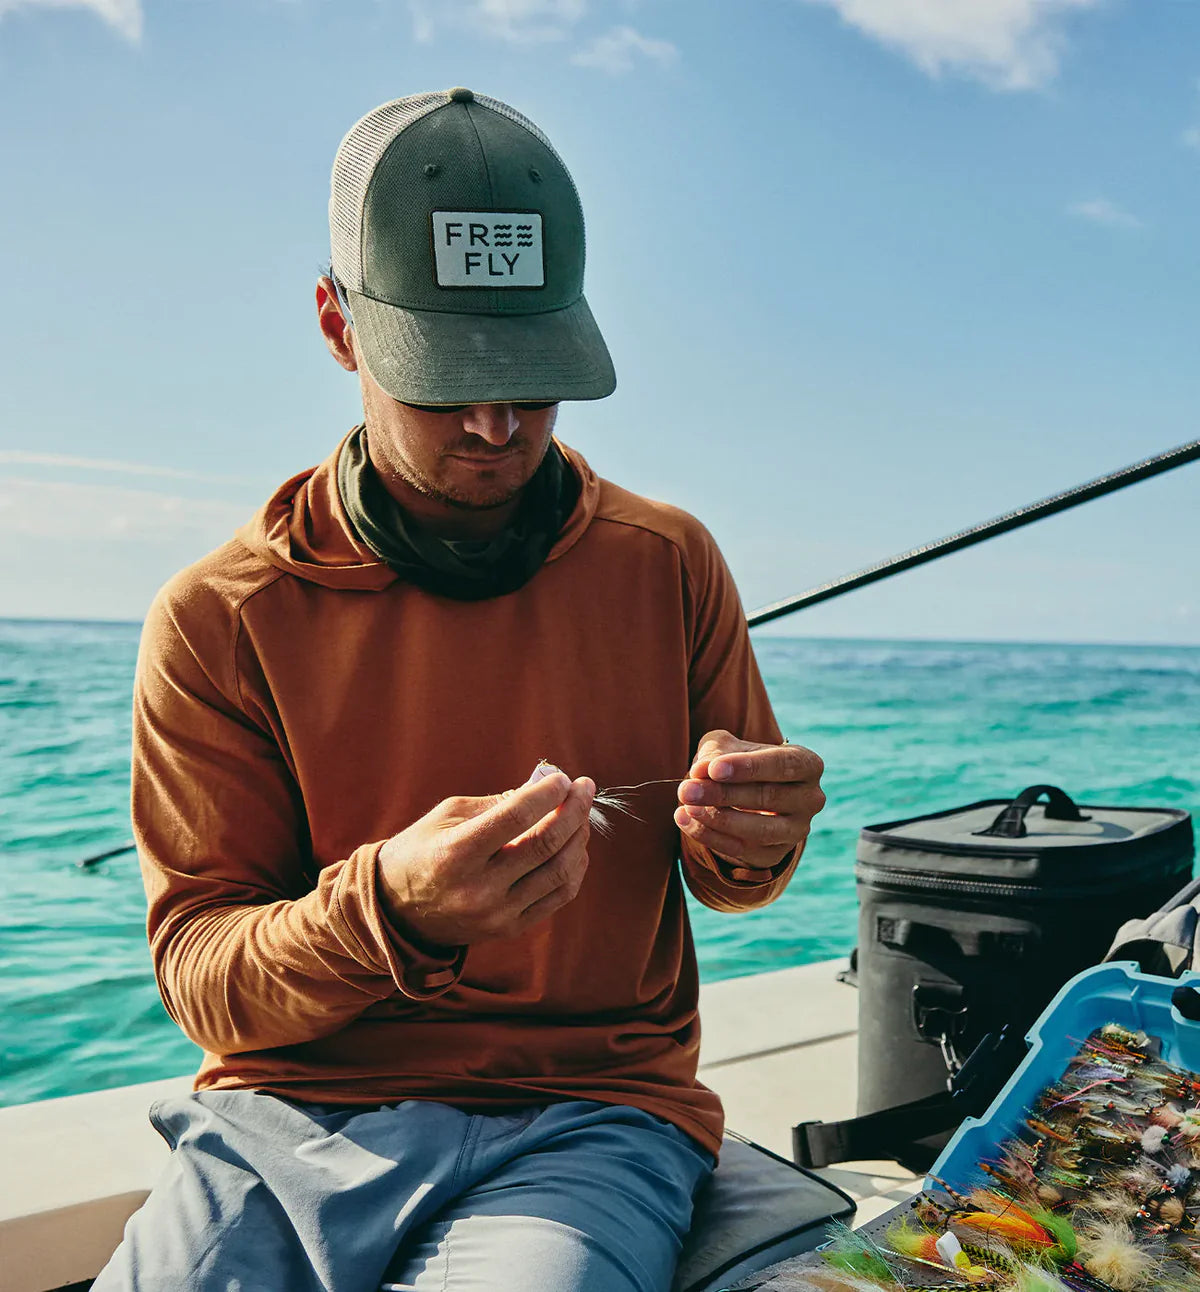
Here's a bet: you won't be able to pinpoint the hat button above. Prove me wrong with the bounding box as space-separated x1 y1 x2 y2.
448 87 475 103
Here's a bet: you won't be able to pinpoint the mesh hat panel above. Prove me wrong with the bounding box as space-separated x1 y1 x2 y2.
330 92 444 293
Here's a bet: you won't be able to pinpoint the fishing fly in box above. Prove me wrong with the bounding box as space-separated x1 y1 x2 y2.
776 964 1200 1292
854 786 1193 1168
932 962 1200 1188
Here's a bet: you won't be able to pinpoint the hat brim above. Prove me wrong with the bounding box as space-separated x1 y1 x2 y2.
347 292 616 405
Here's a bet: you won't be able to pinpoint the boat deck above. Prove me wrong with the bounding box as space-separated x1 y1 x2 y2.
697 958 924 1224
0 957 922 1292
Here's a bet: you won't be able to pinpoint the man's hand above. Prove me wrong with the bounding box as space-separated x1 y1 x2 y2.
377 770 595 947
675 730 825 883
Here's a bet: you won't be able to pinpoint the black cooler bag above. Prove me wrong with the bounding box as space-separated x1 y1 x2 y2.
853 784 1192 1170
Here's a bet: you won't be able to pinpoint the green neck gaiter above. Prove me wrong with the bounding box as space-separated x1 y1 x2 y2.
337 425 579 601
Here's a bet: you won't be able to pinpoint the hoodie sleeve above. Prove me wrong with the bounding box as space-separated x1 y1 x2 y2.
676 525 803 913
132 585 465 1058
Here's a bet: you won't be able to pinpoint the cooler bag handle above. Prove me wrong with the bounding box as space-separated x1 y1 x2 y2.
973 784 1091 839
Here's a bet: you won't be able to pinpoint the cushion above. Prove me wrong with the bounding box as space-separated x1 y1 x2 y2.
672 1131 855 1292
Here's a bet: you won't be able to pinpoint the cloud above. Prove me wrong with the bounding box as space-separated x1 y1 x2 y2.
0 450 255 487
0 477 250 542
571 23 678 74
1183 125 1200 152
0 0 142 41
798 0 1103 91
408 0 586 45
409 3 435 42
1067 197 1143 229
407 0 676 69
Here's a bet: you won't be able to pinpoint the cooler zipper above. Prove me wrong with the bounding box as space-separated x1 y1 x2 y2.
854 861 1181 902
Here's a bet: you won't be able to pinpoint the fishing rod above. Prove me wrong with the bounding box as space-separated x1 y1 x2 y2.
75 435 1199 868
747 435 1200 629
78 840 136 869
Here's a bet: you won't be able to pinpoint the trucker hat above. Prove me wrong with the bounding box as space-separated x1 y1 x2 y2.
329 87 616 406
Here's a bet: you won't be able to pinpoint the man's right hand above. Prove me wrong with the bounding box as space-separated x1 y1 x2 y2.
377 770 595 948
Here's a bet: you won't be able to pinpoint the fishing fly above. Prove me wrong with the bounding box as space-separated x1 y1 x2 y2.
526 760 680 838
778 1022 1200 1292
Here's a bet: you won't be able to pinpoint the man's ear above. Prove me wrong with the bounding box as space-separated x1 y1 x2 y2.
316 276 359 373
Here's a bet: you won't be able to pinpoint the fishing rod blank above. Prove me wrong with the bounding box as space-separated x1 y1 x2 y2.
77 840 136 869
747 435 1200 629
68 436 1197 867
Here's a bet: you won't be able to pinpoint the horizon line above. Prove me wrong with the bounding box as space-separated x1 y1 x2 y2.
1 615 1198 653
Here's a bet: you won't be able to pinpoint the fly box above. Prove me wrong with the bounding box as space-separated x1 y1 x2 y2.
931 959 1200 1186
855 783 1193 1169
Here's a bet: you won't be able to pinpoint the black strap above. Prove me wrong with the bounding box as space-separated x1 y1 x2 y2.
974 784 1091 839
792 1091 958 1169
792 1027 1025 1169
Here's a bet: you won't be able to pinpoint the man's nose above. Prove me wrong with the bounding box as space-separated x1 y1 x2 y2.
462 404 518 446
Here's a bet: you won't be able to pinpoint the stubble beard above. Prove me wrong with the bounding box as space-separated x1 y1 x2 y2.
395 446 532 512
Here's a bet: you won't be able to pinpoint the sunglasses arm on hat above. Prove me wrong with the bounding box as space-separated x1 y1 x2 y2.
328 268 354 330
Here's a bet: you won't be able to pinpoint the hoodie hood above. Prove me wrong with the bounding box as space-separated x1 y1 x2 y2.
236 429 601 591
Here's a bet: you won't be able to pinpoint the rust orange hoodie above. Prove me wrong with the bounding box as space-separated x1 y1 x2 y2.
132 434 799 1155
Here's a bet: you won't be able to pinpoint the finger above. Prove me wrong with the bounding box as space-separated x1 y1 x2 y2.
688 729 750 777
495 778 595 882
675 808 791 876
511 871 588 937
700 743 824 785
678 777 817 814
453 771 573 855
676 803 800 850
509 821 590 912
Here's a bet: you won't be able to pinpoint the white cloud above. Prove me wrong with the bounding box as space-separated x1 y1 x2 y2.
799 0 1103 91
1183 125 1200 151
407 0 676 69
0 450 254 487
409 0 586 45
409 2 435 42
477 0 586 21
0 477 250 542
1067 197 1143 229
571 23 677 74
0 0 142 41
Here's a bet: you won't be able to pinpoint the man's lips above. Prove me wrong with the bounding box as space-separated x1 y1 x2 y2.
448 449 519 464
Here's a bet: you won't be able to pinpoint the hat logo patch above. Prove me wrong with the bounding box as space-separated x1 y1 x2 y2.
432 211 544 288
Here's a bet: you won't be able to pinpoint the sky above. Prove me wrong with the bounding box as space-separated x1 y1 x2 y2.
0 0 1198 643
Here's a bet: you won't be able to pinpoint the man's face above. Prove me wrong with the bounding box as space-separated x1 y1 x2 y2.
316 275 562 532
359 371 560 514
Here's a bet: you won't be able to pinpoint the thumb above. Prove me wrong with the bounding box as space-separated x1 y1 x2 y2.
432 791 510 828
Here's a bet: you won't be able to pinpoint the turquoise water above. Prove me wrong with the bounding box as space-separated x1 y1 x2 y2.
2 620 1197 1107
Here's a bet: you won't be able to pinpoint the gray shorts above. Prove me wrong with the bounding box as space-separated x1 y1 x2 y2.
90 1090 714 1292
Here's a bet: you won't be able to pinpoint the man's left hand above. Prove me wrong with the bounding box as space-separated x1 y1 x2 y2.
675 730 825 883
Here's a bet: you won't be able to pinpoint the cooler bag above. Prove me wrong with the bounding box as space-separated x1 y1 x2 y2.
794 784 1193 1173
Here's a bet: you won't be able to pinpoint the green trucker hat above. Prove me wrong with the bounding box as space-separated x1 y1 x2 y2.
329 87 616 405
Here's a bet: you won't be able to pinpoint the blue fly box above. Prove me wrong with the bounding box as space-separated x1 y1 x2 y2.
929 960 1200 1189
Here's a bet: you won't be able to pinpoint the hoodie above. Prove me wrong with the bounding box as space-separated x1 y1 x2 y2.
131 434 799 1156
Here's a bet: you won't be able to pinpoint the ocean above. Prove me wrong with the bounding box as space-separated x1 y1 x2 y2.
2 619 1197 1108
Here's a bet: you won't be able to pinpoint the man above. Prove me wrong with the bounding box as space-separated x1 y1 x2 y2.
94 88 825 1292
